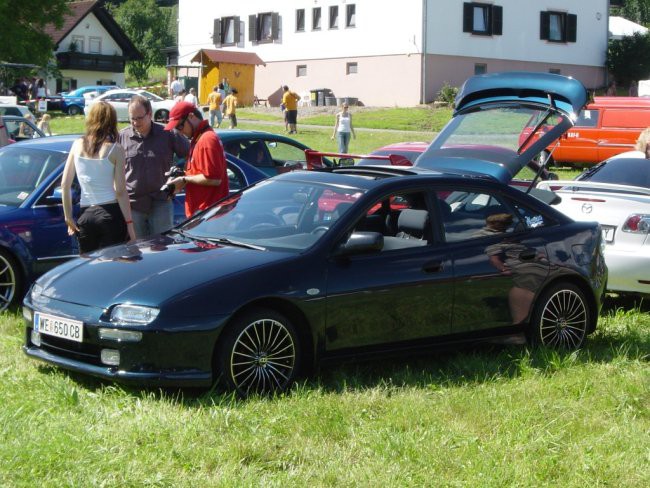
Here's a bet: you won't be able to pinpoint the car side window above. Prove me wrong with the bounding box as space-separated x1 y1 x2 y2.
266 141 307 168
574 109 599 128
226 163 245 193
439 190 520 242
352 191 431 251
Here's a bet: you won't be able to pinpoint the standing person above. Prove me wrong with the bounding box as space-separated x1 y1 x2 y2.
207 85 223 128
629 81 639 97
35 78 48 98
170 76 183 98
605 81 617 96
331 102 356 153
163 102 229 217
222 88 238 129
118 95 190 238
61 101 135 253
184 87 199 106
221 77 231 95
37 114 52 136
175 89 186 104
282 85 300 134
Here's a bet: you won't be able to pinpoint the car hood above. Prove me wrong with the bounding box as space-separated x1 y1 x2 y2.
35 234 291 307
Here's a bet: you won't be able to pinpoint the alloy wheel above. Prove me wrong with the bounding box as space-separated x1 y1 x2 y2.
538 288 587 348
0 253 17 312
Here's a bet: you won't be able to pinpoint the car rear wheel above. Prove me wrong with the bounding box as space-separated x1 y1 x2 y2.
217 308 300 396
529 283 589 349
67 105 81 116
0 249 23 312
154 109 169 123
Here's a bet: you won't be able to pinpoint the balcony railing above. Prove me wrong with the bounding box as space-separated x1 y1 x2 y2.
56 52 126 72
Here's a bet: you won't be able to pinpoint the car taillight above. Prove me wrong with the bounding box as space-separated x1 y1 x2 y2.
622 214 650 233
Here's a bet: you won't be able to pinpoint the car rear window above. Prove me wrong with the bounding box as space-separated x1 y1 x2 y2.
581 158 650 188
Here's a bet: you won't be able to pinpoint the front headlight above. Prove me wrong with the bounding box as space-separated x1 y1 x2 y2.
30 283 43 301
110 304 159 326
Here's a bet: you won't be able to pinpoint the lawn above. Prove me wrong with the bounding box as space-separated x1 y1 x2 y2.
9 108 643 486
0 300 648 486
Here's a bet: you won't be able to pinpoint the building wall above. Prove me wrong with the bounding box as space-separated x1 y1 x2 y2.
55 13 123 57
59 70 125 89
178 0 608 106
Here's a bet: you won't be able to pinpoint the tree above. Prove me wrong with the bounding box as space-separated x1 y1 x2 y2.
615 0 650 25
607 32 650 86
0 0 69 65
108 0 173 83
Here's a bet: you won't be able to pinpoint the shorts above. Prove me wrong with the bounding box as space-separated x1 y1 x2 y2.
77 202 127 254
286 110 298 125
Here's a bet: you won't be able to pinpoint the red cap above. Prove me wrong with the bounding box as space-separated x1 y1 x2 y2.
164 101 196 130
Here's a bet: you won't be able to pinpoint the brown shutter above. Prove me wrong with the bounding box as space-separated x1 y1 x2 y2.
271 12 280 40
567 14 577 42
213 18 221 46
249 15 257 42
492 6 503 36
540 12 549 40
233 16 240 43
463 3 473 33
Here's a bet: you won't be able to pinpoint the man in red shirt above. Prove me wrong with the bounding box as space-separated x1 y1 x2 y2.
164 101 228 217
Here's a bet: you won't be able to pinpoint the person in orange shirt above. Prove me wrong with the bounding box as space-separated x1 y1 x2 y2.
206 85 223 128
282 85 300 134
222 88 239 129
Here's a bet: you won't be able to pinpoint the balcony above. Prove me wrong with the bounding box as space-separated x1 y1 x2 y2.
56 52 126 73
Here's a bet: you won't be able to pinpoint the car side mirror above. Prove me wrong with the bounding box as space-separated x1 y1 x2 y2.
334 231 384 256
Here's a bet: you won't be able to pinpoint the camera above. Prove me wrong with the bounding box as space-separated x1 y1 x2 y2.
160 166 185 196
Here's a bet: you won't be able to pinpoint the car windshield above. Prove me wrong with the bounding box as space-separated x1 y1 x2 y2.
579 158 650 189
178 178 365 251
429 104 566 163
0 146 66 206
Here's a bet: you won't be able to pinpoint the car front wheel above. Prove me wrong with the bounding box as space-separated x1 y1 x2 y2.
217 308 300 396
0 250 23 312
67 105 81 116
529 283 589 349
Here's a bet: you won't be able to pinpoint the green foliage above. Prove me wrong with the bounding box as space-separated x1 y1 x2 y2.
0 0 69 66
436 82 459 105
614 0 650 25
108 0 173 84
607 32 650 85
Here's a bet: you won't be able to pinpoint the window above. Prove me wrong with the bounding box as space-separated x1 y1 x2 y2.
463 2 502 36
540 11 577 43
213 16 240 46
88 37 101 54
329 6 339 29
297 65 307 77
249 12 280 43
313 7 321 30
474 63 487 75
549 68 561 75
71 35 84 52
346 4 356 27
346 62 358 75
296 9 305 32
574 109 599 128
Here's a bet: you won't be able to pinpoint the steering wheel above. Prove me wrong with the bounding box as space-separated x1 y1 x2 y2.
311 226 330 236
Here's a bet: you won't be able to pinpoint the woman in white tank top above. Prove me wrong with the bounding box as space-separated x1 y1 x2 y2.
331 102 356 153
61 101 135 253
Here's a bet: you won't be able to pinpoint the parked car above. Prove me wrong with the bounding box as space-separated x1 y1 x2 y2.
22 73 607 396
85 89 174 122
0 103 35 118
537 156 650 295
1 115 46 143
219 129 324 177
520 96 650 166
61 85 119 115
0 135 267 311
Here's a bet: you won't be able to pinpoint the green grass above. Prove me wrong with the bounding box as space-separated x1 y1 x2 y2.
0 300 648 486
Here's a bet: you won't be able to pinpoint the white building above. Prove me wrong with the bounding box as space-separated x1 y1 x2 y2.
177 0 609 106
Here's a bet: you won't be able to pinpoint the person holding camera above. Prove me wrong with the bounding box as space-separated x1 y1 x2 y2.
163 101 228 217
118 95 189 238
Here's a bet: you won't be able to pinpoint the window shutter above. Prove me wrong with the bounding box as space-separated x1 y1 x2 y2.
567 14 577 42
271 12 280 40
249 14 257 42
540 12 549 40
213 19 221 46
463 3 473 32
233 16 240 43
492 6 503 36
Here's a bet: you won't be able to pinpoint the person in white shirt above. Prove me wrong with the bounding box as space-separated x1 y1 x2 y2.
330 103 356 153
184 87 199 107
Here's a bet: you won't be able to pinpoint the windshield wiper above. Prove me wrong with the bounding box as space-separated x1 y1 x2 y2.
168 229 266 251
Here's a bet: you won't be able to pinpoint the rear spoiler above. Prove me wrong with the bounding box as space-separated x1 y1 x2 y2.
537 180 650 197
304 149 413 170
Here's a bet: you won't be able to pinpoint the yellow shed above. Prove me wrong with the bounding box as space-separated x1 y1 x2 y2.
191 49 265 106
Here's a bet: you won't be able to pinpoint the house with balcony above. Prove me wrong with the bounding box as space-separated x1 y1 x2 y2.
44 0 141 93
177 0 609 107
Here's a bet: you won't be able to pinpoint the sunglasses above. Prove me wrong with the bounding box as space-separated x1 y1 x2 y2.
175 115 189 131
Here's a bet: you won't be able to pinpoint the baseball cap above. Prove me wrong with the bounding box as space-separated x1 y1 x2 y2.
164 101 195 130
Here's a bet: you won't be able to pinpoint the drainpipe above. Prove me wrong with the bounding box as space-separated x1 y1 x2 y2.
421 0 427 104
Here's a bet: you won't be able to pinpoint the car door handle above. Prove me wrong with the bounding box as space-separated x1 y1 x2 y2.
422 260 443 273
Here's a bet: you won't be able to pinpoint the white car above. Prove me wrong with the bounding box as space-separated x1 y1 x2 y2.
84 89 174 122
538 157 650 295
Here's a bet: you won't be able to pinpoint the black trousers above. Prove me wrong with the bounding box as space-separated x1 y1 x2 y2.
77 202 127 254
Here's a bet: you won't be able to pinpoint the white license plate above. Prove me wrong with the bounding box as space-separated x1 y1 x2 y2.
34 312 84 343
601 225 616 243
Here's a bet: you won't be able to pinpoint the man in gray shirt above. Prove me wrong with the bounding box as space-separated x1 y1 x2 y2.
118 95 189 238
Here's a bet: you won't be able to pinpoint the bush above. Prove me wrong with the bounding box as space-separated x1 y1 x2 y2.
436 83 458 105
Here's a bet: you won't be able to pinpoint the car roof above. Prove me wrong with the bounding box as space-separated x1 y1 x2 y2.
215 129 310 147
4 134 77 152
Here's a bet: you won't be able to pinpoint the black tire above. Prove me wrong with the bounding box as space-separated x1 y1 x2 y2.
217 307 300 396
529 283 589 349
67 105 81 116
155 109 169 123
0 249 23 312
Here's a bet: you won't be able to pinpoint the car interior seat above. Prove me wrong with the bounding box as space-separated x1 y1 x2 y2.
396 208 430 241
